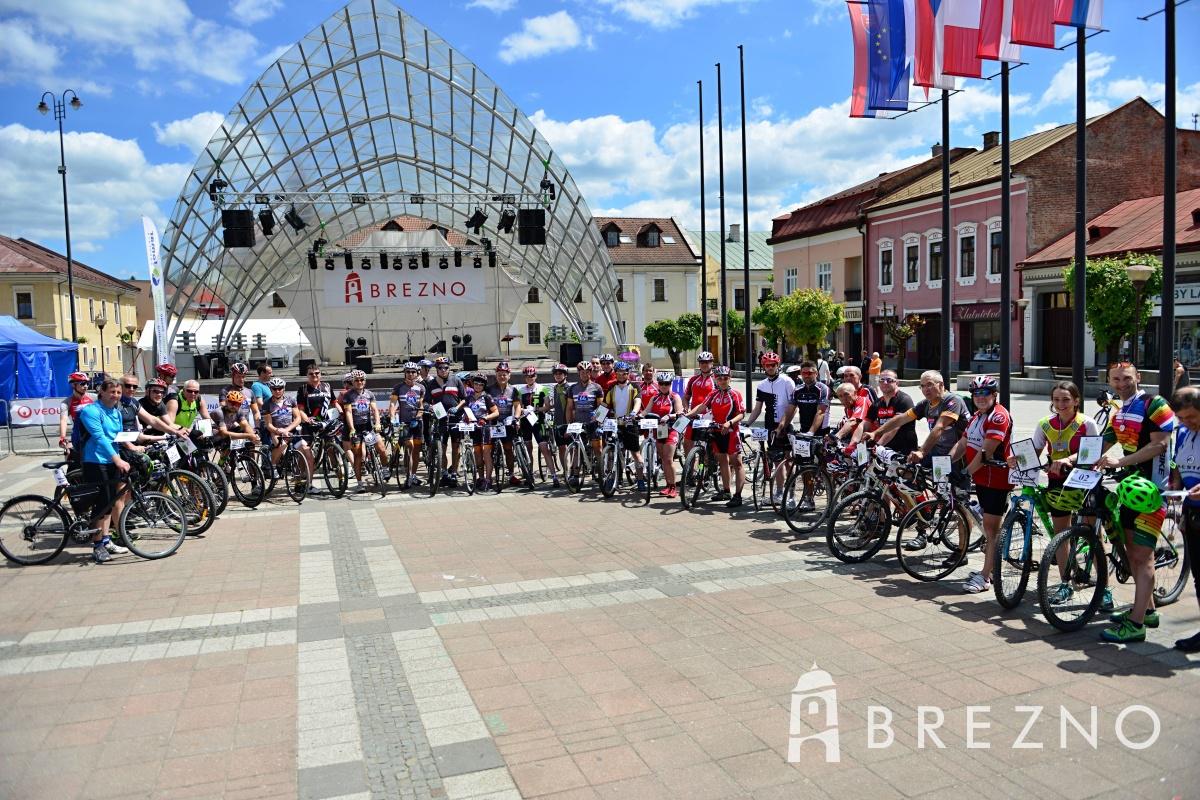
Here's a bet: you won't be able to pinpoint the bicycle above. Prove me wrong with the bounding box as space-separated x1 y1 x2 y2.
826 443 931 564
351 428 389 497
779 433 855 534
217 436 267 508
599 417 641 498
0 456 188 565
307 417 349 499
637 415 672 504
991 462 1070 609
144 440 218 536
680 419 723 509
562 421 597 493
488 418 534 492
269 433 313 504
893 468 974 582
174 436 230 517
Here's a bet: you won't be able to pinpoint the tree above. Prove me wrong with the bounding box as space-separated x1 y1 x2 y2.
752 292 785 351
776 289 845 359
644 312 703 375
725 308 747 365
1064 253 1163 367
882 314 926 379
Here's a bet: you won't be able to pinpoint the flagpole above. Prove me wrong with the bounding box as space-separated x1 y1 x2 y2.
716 62 729 365
1159 0 1176 397
940 89 952 381
1072 27 1087 388
699 80 709 352
739 44 753 398
999 62 1012 406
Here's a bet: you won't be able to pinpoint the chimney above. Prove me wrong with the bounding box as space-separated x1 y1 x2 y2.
982 131 1000 149
727 223 741 242
931 142 943 158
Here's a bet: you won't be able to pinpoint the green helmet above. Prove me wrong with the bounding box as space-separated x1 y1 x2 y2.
1115 475 1163 515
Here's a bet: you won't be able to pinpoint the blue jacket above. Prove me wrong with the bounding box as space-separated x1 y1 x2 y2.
78 401 123 464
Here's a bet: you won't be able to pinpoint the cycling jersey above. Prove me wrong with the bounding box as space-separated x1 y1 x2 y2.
570 382 604 423
139 395 168 419
868 392 917 454
341 388 376 425
520 383 550 413
174 396 201 430
964 404 1013 490
842 394 871 425
639 383 659 409
249 380 272 407
1033 413 1097 461
491 384 520 420
118 396 141 433
605 382 640 418
212 407 251 438
684 372 715 409
1174 426 1200 508
703 388 745 426
61 392 94 447
264 396 296 429
907 394 969 457
755 374 795 429
549 381 571 424
790 382 830 432
425 376 465 411
391 382 426 425
645 391 678 418
465 390 494 424
1104 391 1176 487
296 381 333 418
594 371 619 393
219 384 254 416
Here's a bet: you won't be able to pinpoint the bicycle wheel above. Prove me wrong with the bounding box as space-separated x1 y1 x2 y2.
229 454 266 508
679 447 706 510
282 450 311 504
895 498 969 582
1037 524 1106 631
827 492 893 564
0 495 70 566
781 466 833 534
119 491 187 559
321 445 348 498
642 440 657 504
425 437 444 497
196 460 230 517
258 447 278 494
363 447 388 497
566 440 588 493
751 452 768 511
600 441 620 498
460 445 477 495
166 469 216 536
1153 508 1189 606
993 507 1039 610
513 439 534 488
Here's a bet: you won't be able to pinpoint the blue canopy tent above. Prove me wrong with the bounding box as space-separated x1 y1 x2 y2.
0 316 78 424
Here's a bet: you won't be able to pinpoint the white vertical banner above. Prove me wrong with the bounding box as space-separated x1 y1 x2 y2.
142 216 173 366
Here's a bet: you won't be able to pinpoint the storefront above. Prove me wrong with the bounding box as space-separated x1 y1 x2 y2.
843 306 863 359
1151 283 1200 369
954 303 1003 373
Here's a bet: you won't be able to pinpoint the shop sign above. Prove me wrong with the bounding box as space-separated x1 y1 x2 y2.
844 307 863 322
952 303 1001 322
1151 284 1200 317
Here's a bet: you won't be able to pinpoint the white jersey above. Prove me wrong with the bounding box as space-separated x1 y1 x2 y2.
755 374 796 428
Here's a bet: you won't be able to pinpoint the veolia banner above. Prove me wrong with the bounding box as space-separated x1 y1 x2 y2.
322 269 486 307
142 216 174 366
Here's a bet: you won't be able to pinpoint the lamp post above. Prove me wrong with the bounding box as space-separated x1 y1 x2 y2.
125 323 137 374
37 90 83 359
1126 261 1155 368
95 314 107 377
1014 298 1030 373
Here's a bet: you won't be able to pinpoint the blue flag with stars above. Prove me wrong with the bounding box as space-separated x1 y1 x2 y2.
867 0 910 111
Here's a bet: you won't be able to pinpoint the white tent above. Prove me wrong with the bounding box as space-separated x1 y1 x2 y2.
137 317 312 365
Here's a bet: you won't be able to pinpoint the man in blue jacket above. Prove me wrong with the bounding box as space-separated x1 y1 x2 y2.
77 379 133 563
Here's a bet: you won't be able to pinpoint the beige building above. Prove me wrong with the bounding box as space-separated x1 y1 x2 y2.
0 235 140 373
507 217 701 365
689 224 773 362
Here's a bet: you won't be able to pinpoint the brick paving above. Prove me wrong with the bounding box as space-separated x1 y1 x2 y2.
0 422 1198 799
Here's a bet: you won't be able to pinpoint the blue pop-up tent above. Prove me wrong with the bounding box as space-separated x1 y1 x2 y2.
0 316 78 423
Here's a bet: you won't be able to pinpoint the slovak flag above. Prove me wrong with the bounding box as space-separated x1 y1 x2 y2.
848 1 877 117
913 0 958 90
941 0 984 78
1010 0 1056 48
1055 0 1103 29
978 0 1022 62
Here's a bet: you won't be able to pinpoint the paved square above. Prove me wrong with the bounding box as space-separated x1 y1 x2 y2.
1 421 1196 799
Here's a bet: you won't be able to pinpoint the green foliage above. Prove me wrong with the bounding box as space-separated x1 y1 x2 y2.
751 295 785 349
725 309 746 337
775 289 845 358
1064 253 1162 356
644 313 703 375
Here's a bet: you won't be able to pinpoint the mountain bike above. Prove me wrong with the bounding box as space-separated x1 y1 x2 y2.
175 436 230 517
992 462 1067 609
488 418 534 492
638 415 671 504
144 440 218 536
780 433 854 534
826 443 931 564
680 419 723 509
893 470 974 582
308 418 349 499
351 428 389 497
563 422 598 493
218 437 267 508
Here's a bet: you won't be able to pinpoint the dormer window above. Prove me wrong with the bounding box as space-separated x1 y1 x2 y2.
637 222 663 248
646 230 660 247
601 222 622 247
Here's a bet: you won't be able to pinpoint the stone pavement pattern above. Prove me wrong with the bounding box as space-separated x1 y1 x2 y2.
0 394 1198 800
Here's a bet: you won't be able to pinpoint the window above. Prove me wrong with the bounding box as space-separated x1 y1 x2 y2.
653 279 666 302
105 347 111 365
605 230 619 247
880 248 893 289
959 234 975 279
527 322 542 345
100 300 106 322
905 245 919 285
928 239 943 283
816 262 832 294
616 279 625 303
527 287 541 303
734 288 746 311
115 301 122 327
646 230 660 247
573 288 584 303
271 292 287 308
88 298 94 321
14 289 33 319
759 287 771 302
785 267 798 294
989 230 1003 276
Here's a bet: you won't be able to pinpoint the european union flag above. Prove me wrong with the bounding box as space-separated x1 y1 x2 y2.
867 0 910 111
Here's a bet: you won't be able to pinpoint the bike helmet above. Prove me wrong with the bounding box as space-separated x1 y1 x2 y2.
1044 487 1085 514
656 371 673 384
785 364 803 378
419 359 433 367
760 351 781 367
342 373 353 385
230 361 249 374
713 365 732 377
970 375 999 392
599 353 614 363
697 351 714 362
224 389 244 405
68 371 89 383
577 361 591 371
402 362 418 371
349 369 367 380
147 378 167 390
434 356 450 366
1115 474 1163 515
522 364 537 376
552 363 568 374
267 377 286 389
469 372 486 385
495 361 510 372
155 363 178 378
615 361 629 372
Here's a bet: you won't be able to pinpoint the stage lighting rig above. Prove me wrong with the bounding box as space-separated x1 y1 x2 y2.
284 207 308 231
258 209 276 236
497 208 517 234
465 207 487 234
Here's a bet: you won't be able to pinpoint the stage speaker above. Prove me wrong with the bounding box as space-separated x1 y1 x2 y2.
223 227 256 248
452 344 474 362
354 355 374 375
299 358 316 376
193 354 211 380
344 346 367 365
221 209 256 248
461 353 479 371
517 208 546 245
558 342 582 366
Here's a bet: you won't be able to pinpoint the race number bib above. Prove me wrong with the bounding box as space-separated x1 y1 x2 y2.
524 409 539 425
566 422 584 435
114 431 139 443
672 416 690 434
593 406 609 422
692 418 712 430
178 436 197 455
931 456 952 485
1063 468 1102 490
457 422 476 433
1076 436 1104 466
166 445 180 465
390 414 400 426
855 442 869 466
324 407 339 421
195 419 213 438
638 418 658 431
464 407 476 422
432 404 448 420
363 431 378 446
489 425 507 439
53 466 70 487
792 437 811 458
230 438 247 450
601 419 617 433
750 427 769 442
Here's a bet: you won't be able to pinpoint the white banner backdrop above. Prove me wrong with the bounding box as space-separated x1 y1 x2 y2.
9 399 62 426
143 216 174 366
322 268 485 307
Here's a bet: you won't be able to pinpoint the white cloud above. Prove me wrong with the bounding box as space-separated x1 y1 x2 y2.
499 11 585 64
153 111 225 155
0 0 259 84
1035 51 1116 111
468 0 517 11
0 19 60 74
229 0 284 25
596 0 756 28
0 123 190 250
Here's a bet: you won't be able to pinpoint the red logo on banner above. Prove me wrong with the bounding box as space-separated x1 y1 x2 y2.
16 405 33 420
345 273 363 304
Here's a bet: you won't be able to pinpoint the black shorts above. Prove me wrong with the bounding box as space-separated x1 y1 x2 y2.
519 417 549 444
617 426 640 453
554 424 569 445
710 429 739 455
974 484 1009 516
81 461 121 522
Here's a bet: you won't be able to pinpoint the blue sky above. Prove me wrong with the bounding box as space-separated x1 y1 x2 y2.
0 0 1195 282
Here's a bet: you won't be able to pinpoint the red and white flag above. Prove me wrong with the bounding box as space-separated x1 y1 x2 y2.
941 0 984 78
1010 0 1056 48
913 0 958 91
978 0 1022 62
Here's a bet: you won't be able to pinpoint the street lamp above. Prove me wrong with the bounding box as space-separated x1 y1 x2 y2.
94 314 107 376
1014 298 1030 372
38 90 83 361
1126 261 1155 367
125 323 137 374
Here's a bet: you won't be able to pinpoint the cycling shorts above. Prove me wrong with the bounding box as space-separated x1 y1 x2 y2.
81 462 121 523
974 484 1009 517
1119 504 1166 550
394 419 423 443
519 416 550 444
710 430 740 455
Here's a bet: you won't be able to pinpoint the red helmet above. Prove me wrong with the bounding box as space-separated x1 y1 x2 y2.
68 371 88 384
522 364 537 376
760 351 781 367
147 378 167 390
155 363 178 378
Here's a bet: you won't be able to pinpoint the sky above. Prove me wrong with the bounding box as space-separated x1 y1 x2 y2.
0 0 1196 282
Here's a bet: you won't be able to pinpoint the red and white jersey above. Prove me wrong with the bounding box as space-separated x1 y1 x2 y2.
703 388 744 426
964 403 1013 490
685 372 715 409
645 391 679 418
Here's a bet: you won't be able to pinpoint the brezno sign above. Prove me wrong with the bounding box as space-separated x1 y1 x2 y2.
323 269 485 307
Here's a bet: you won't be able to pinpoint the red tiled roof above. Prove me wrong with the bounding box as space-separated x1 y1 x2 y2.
338 215 474 248
0 236 141 292
591 217 699 265
1020 188 1200 267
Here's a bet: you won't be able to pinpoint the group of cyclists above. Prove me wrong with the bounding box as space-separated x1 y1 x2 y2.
48 351 1200 651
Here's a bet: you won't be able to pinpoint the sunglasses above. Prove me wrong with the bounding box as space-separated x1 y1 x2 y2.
972 389 995 397
879 378 897 384
436 365 449 370
122 383 139 390
184 388 199 394
309 371 322 376
149 388 165 393
272 386 284 391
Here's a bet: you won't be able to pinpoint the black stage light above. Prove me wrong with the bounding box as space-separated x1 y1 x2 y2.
346 337 356 347
258 209 276 236
350 193 368 205
488 251 497 269
497 208 516 234
454 250 462 267
392 255 403 270
324 257 335 270
308 252 318 270
452 335 462 345
540 175 556 200
465 208 487 234
253 194 270 205
421 249 430 268
344 252 354 270
438 255 449 270
284 206 307 231
472 255 482 269
463 334 472 344
207 178 228 203
379 251 388 270
312 236 328 253
409 194 425 204
356 337 367 347
408 255 419 270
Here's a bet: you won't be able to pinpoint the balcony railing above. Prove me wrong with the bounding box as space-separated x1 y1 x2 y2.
843 289 862 303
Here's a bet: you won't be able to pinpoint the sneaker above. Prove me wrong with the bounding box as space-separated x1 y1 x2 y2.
961 571 990 594
662 485 675 498
636 479 647 492
771 490 783 505
713 490 731 502
551 478 561 489
1175 631 1200 652
102 537 128 555
92 545 111 564
1099 618 1146 643
904 532 929 551
725 494 743 509
797 498 816 513
1048 583 1074 605
510 476 522 487
1100 588 1115 612
1110 609 1160 628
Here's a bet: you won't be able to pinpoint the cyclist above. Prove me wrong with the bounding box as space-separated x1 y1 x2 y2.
779 362 830 437
165 379 211 435
1169 386 1200 652
296 364 334 424
952 375 1013 594
868 370 968 468
220 362 259 430
389 363 426 488
688 365 746 508
212 389 259 448
589 355 603 376
250 363 274 411
1013 381 1101 606
263 376 312 476
637 362 657 394
518 364 557 487
342 370 387 491
867 369 918 456
77 379 133 563
418 358 433 384
425 356 467 486
841 364 879 404
155 362 180 406
140 378 174 427
744 352 795 502
116 375 175 440
489 362 523 486
464 373 499 490
640 371 685 498
833 382 871 452
548 363 573 487
58 371 93 461
1094 362 1176 643
683 352 716 454
568 361 605 467
594 353 618 392
601 361 645 491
